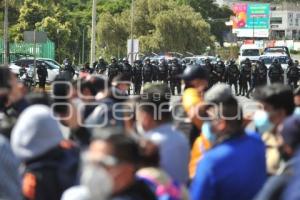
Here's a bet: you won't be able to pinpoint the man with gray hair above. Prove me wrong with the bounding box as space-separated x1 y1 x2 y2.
190 83 267 200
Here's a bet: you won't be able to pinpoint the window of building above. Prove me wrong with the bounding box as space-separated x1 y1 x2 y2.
270 17 282 24
288 13 294 26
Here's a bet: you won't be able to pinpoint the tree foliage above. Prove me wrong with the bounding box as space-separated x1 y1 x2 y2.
97 0 213 58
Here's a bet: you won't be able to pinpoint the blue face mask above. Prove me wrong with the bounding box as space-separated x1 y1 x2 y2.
253 110 274 134
201 121 217 144
294 107 300 116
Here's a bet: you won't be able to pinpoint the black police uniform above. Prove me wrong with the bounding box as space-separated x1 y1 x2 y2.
132 60 143 94
212 61 226 84
63 59 75 81
204 60 214 88
255 61 268 86
226 61 240 95
143 60 154 84
268 60 284 84
37 64 48 90
151 61 159 82
121 60 133 82
169 60 182 95
287 61 299 89
96 59 107 74
157 60 169 83
239 61 252 96
108 59 120 82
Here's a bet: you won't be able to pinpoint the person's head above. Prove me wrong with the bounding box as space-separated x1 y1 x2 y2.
145 58 150 64
111 57 117 63
139 140 160 168
245 58 250 63
11 105 63 162
0 66 23 110
172 58 178 64
288 59 293 66
254 84 294 127
136 83 171 133
122 57 128 64
202 84 243 144
180 64 209 93
294 86 300 107
79 79 97 102
273 58 279 64
86 135 140 194
280 116 300 161
112 74 131 94
205 58 211 65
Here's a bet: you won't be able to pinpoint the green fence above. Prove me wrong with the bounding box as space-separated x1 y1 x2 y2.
0 38 55 64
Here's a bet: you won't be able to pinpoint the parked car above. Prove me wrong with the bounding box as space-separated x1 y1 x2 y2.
259 54 289 70
9 58 60 82
263 46 291 58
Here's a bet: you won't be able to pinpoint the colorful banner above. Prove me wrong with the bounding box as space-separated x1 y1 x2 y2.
232 3 270 38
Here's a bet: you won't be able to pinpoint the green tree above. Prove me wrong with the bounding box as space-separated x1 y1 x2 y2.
96 0 213 57
183 0 232 46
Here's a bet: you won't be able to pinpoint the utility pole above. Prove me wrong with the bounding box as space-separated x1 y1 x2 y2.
3 0 9 65
82 29 85 64
130 0 134 64
90 0 97 66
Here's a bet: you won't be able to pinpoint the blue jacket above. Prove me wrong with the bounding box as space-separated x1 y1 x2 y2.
190 133 267 200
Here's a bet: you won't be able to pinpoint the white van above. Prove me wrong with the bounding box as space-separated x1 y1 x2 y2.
238 44 261 65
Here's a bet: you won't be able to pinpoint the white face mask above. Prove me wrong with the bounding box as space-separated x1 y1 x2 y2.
81 164 113 200
136 122 146 136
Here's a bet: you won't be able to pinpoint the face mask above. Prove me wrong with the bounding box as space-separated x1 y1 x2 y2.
136 122 146 136
201 121 217 144
81 163 113 200
294 107 300 116
253 110 274 134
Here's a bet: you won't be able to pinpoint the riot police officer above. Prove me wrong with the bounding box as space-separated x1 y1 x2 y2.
142 58 154 84
63 58 75 80
255 60 268 87
268 58 284 84
157 59 169 83
287 59 299 89
212 59 226 84
226 59 240 95
239 58 252 96
120 58 133 82
108 57 120 82
151 60 159 82
19 64 27 78
37 62 48 91
204 58 214 88
82 62 93 74
96 57 107 74
132 60 143 94
169 58 182 95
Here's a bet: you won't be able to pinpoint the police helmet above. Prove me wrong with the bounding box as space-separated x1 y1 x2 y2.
111 57 117 62
180 64 209 81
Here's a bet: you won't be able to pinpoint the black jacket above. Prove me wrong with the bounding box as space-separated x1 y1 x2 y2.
111 179 156 200
23 141 80 200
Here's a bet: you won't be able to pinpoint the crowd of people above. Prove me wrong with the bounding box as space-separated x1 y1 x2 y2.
1 59 300 200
